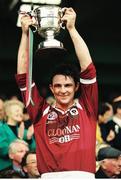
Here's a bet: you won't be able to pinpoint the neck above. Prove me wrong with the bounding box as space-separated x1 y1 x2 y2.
13 161 21 168
7 118 17 126
55 102 75 112
29 174 40 178
115 114 121 119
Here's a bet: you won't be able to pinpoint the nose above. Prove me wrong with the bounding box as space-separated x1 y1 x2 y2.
60 86 66 93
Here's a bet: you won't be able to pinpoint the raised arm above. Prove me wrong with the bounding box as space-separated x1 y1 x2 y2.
62 8 92 72
17 15 34 74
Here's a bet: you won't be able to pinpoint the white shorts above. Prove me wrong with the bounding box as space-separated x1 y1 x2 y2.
40 171 95 179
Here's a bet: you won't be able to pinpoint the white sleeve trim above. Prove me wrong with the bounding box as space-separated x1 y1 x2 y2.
76 102 83 110
80 77 96 84
20 82 35 91
43 106 50 116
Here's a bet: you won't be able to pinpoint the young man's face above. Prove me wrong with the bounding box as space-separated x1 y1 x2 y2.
50 75 79 110
24 154 40 178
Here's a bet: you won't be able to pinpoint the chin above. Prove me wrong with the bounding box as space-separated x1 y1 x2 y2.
16 119 23 122
60 100 69 105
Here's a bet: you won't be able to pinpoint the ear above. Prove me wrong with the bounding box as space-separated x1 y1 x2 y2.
98 115 102 122
9 153 14 160
117 108 121 114
101 159 107 169
75 83 79 92
49 84 54 94
23 166 28 173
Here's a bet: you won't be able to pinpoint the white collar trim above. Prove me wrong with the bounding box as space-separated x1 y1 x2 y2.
52 101 83 114
113 116 121 127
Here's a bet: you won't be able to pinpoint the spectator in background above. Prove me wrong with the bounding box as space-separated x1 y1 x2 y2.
0 139 29 178
21 151 40 178
0 98 5 122
106 100 121 151
8 139 29 177
96 146 121 178
97 102 113 142
0 99 35 172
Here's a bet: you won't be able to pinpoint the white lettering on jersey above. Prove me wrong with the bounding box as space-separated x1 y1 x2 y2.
48 125 80 144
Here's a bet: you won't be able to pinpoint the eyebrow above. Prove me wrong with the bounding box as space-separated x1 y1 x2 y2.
53 83 73 86
26 160 36 164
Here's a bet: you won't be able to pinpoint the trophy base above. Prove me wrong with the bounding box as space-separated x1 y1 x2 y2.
38 39 64 49
35 39 68 60
35 46 67 59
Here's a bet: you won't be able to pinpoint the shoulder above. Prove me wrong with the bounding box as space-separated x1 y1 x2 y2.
107 120 115 126
80 63 97 83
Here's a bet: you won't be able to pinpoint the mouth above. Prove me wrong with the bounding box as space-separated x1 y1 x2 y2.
59 95 69 98
15 114 23 120
60 97 68 101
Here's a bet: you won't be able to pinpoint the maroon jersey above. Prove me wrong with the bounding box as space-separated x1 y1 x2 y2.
15 63 98 174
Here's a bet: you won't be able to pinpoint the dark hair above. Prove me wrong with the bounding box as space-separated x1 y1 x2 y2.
21 150 36 167
49 63 80 85
112 100 121 114
98 102 111 115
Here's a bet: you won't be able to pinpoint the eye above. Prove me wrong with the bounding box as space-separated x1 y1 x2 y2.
65 84 73 87
54 84 61 88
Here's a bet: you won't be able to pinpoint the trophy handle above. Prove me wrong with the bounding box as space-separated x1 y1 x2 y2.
59 8 66 30
60 21 65 29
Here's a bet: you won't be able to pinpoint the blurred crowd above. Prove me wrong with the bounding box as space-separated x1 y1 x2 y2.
1 93 121 178
0 95 38 178
96 93 121 178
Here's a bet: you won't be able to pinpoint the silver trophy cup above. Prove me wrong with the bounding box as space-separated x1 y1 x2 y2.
33 5 65 50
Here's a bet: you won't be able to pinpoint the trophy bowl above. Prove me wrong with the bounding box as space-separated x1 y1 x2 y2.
34 5 65 50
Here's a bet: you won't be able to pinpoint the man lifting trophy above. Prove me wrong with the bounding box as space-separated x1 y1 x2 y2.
16 1 98 178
